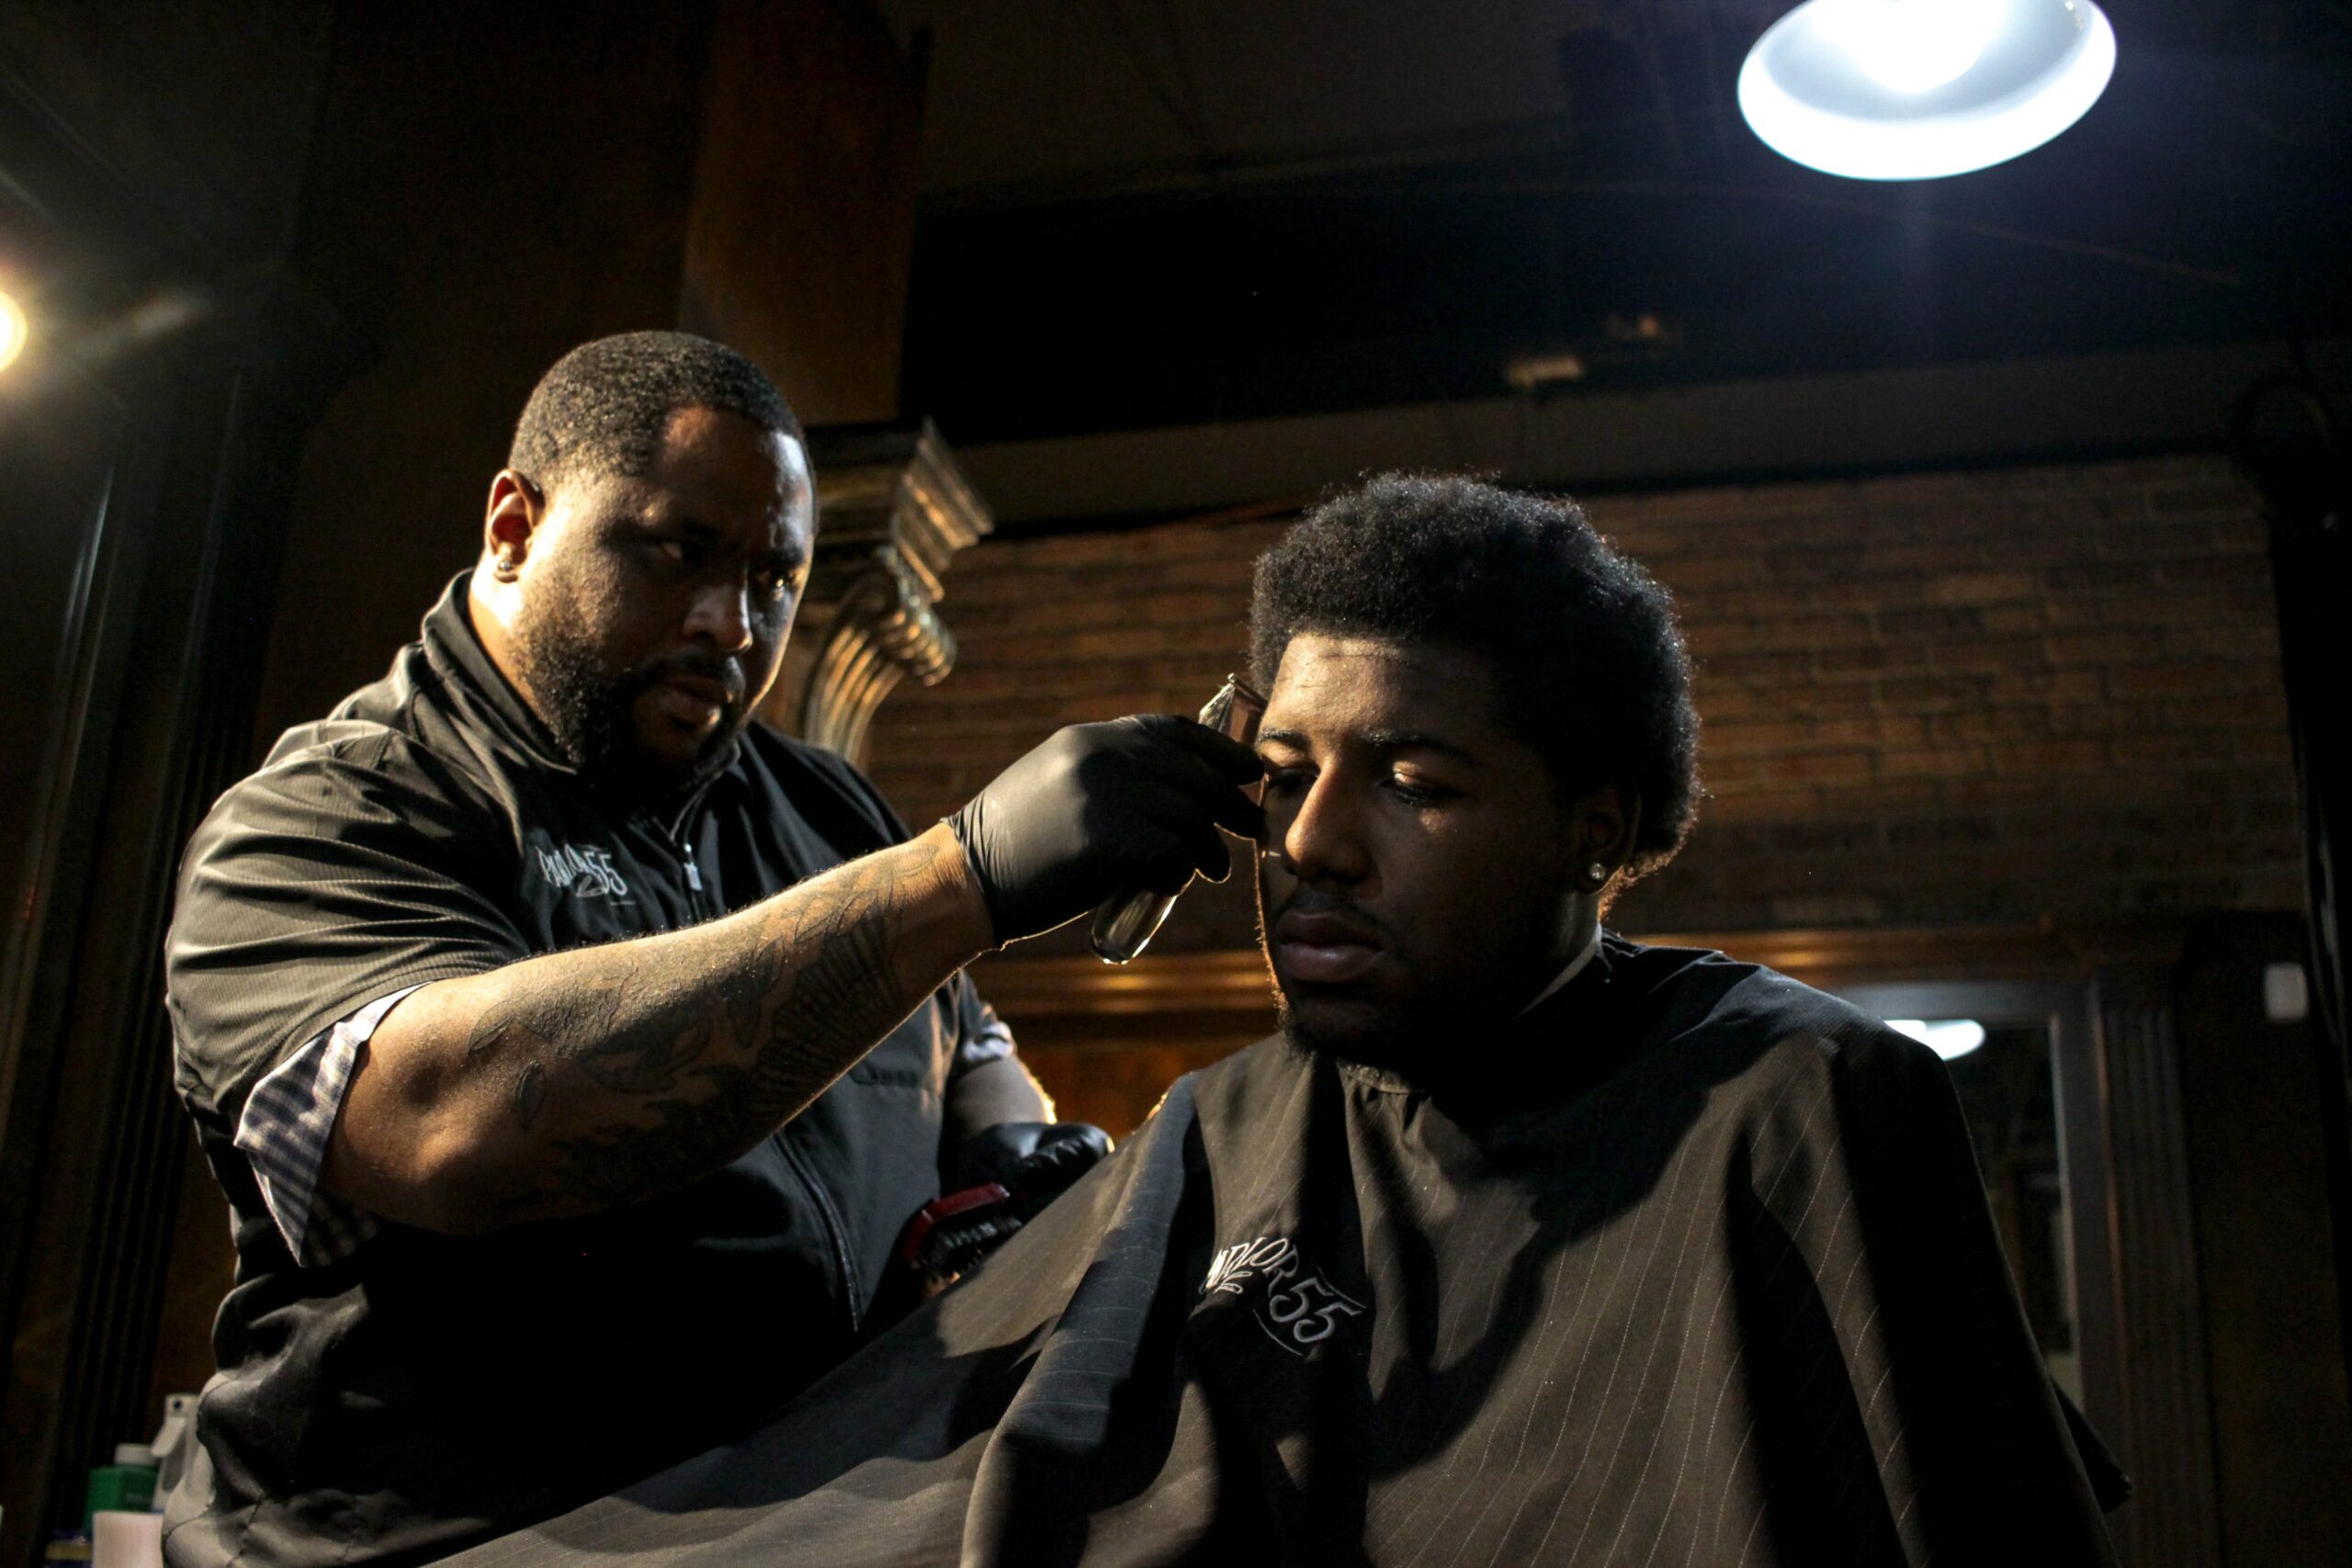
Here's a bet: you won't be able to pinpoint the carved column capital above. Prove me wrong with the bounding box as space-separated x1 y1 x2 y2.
763 420 992 769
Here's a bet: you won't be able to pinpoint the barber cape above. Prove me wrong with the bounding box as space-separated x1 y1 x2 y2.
451 936 2118 1567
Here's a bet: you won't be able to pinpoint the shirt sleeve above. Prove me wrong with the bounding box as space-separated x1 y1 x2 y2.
232 987 421 1266
941 974 1054 1146
168 727 533 1145
948 973 1018 1075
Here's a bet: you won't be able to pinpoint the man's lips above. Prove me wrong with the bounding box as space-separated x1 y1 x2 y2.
1272 908 1385 986
648 673 737 728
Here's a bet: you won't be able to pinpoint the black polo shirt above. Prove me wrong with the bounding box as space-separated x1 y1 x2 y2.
162 573 1020 1568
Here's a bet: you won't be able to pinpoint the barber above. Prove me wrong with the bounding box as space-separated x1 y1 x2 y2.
160 332 1261 1568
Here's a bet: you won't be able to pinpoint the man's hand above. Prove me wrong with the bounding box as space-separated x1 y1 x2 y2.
891 1121 1115 1290
952 1120 1113 1192
947 716 1264 945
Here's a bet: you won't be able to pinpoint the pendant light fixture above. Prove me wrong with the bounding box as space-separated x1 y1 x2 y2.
1738 0 2116 180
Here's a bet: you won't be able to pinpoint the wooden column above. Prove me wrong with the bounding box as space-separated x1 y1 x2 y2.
2095 972 2223 1568
765 422 992 769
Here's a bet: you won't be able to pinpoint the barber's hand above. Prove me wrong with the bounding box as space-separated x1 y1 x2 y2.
886 1122 1115 1297
947 716 1264 945
954 1120 1114 1194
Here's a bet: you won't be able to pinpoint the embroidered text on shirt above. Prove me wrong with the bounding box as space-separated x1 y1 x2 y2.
535 841 630 899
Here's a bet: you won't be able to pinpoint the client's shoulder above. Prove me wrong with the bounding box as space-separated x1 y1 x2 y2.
1609 933 1943 1090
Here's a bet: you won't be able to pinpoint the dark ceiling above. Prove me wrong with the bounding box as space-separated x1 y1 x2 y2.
888 2 2352 446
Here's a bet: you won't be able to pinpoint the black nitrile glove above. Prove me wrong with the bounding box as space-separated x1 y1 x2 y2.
946 715 1264 945
953 1120 1114 1193
889 1122 1116 1290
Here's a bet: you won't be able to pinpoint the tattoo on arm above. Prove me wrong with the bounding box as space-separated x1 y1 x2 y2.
510 1061 547 1132
460 844 933 1223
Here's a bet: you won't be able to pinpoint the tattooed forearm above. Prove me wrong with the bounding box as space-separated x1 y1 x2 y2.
438 827 980 1227
510 1061 547 1132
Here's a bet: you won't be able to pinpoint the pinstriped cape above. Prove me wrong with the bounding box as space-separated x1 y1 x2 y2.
452 938 2116 1567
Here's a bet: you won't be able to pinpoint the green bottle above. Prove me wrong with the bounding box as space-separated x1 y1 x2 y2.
83 1445 158 1531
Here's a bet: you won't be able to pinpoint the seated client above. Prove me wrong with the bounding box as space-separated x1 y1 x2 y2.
451 473 2120 1567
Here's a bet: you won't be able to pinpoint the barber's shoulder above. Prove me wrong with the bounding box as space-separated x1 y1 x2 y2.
259 717 482 794
199 720 501 861
259 716 401 769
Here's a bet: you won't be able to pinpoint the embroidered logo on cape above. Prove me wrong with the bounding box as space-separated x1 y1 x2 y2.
1202 1234 1367 1357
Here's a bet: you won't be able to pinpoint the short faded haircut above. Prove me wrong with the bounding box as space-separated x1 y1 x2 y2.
509 331 802 491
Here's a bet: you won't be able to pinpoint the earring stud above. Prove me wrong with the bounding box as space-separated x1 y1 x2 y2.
1586 862 1608 886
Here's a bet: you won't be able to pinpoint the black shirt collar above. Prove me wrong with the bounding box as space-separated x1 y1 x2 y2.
417 570 582 776
416 570 747 822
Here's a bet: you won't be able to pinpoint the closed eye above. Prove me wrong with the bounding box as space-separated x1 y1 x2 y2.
1261 767 1311 800
645 536 699 570
1384 775 1459 807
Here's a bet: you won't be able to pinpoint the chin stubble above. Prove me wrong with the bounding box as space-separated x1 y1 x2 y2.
511 599 739 802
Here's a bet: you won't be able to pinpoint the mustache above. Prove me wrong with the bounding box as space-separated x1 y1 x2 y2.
1264 885 1397 945
627 650 748 705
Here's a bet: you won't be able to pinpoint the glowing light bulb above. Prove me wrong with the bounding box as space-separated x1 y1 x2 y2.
1826 0 2001 94
0 288 27 372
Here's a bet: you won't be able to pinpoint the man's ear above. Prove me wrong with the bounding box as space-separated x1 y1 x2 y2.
1569 786 1642 876
483 469 544 581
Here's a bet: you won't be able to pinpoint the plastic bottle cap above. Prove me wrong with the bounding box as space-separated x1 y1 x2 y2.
111 1445 155 1469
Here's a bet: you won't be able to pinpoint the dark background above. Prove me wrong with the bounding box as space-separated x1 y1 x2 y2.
2 3 2346 1563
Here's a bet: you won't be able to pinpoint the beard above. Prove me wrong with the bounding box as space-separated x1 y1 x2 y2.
508 589 748 807
1261 886 1571 1086
1258 893 1464 1081
1277 997 1412 1075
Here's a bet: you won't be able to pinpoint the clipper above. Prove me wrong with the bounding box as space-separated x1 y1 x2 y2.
1089 673 1266 964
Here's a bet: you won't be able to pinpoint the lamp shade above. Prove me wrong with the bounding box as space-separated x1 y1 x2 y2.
1739 0 2116 180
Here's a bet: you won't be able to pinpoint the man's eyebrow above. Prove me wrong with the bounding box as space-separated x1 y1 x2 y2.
1253 726 1477 761
638 512 723 540
1360 728 1477 761
643 513 807 567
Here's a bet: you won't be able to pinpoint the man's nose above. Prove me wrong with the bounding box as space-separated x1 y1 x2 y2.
684 578 754 652
1273 773 1370 886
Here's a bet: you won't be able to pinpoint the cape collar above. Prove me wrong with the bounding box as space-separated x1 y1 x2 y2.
1515 926 1604 1018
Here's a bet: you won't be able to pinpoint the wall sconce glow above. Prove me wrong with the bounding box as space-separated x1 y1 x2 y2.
0 288 28 372
1885 1018 1989 1060
1505 351 1587 392
1738 0 2117 180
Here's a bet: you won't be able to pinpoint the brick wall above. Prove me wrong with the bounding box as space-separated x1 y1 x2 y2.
865 454 2301 950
